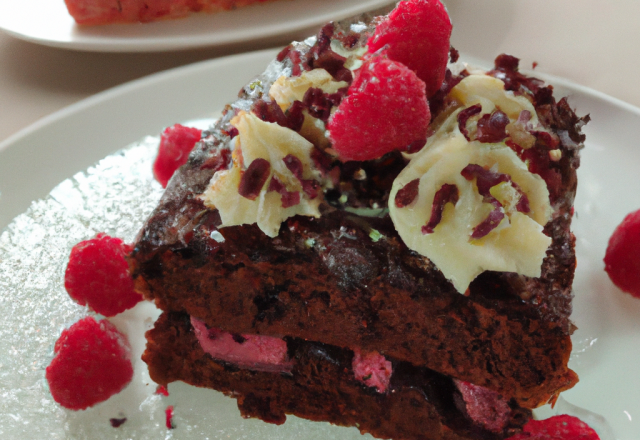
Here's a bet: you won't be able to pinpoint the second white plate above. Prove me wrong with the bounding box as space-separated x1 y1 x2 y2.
0 0 392 52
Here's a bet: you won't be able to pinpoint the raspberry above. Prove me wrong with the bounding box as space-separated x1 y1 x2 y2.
65 233 142 317
153 124 202 188
507 415 600 439
367 0 452 97
328 56 430 162
604 209 640 298
46 317 134 410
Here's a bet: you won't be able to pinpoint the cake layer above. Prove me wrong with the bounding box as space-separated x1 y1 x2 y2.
133 205 576 408
143 311 532 440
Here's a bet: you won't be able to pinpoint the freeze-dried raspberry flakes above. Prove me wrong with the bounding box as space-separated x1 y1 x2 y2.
46 317 134 411
507 415 600 439
110 418 127 428
604 209 640 298
65 233 142 317
422 183 459 234
367 0 452 98
328 57 430 162
156 385 170 396
153 124 202 188
166 405 175 429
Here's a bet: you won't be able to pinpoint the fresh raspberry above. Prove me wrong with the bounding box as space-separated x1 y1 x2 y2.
328 56 430 162
153 124 202 188
65 233 142 317
604 209 640 298
367 0 452 97
507 415 600 439
46 317 134 411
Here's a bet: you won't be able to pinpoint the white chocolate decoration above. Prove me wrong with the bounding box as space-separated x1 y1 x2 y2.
389 74 553 293
269 68 347 150
269 68 348 110
202 66 351 238
201 111 323 237
329 40 368 71
448 74 539 125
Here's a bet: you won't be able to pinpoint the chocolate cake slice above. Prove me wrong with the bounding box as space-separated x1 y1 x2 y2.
130 1 587 438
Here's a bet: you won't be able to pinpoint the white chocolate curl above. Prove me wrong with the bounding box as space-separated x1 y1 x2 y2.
201 112 322 237
269 68 348 110
202 66 352 238
389 74 553 293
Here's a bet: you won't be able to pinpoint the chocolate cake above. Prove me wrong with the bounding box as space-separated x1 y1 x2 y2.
130 1 587 438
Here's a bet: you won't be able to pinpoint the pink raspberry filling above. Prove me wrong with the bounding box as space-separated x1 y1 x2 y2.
454 379 512 433
191 317 292 373
352 348 393 393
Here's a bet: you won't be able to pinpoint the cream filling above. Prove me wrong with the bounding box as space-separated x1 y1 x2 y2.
389 74 553 293
201 67 555 293
200 111 323 237
269 68 348 111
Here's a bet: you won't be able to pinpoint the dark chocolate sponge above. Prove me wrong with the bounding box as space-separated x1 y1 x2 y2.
129 12 586 440
144 311 531 440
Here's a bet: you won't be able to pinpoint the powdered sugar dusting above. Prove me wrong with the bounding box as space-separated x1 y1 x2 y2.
0 138 165 439
0 135 372 440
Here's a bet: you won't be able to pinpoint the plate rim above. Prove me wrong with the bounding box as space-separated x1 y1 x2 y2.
0 48 278 230
3 51 640 155
0 49 277 153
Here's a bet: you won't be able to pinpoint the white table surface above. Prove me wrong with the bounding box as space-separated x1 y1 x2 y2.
1 0 639 144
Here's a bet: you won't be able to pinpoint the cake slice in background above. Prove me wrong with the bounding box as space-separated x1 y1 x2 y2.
64 0 280 25
129 1 587 438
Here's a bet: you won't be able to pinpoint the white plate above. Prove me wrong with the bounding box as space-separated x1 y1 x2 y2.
1 49 640 439
0 0 392 52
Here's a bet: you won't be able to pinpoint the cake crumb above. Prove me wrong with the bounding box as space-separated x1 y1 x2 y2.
109 417 127 428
